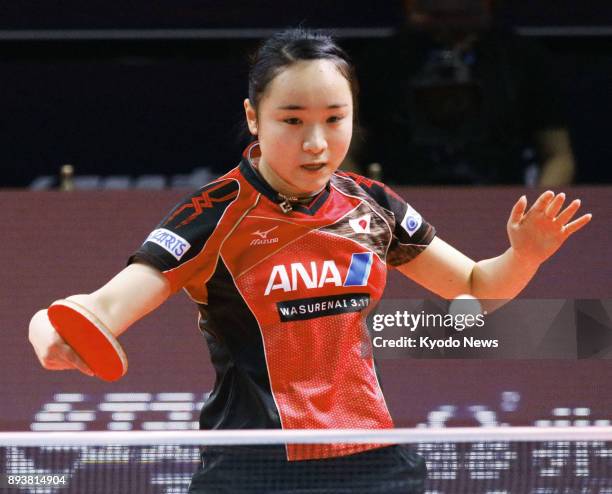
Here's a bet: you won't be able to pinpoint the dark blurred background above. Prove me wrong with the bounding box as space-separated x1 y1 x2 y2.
1 0 611 188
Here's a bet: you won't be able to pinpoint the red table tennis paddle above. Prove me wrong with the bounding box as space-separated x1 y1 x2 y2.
47 299 128 382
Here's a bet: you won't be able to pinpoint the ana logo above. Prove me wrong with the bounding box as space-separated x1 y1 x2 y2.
400 204 422 237
145 228 191 261
264 253 373 295
349 214 371 234
250 226 279 246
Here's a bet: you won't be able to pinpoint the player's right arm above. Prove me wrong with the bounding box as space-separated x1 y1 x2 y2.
28 261 170 376
30 177 241 376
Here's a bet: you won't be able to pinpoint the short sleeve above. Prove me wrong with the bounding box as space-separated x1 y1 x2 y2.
128 178 240 293
378 184 436 266
339 172 436 266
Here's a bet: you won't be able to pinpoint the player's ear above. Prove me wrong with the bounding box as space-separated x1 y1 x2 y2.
244 98 258 136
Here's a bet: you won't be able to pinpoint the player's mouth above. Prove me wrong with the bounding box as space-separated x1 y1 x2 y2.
300 162 327 172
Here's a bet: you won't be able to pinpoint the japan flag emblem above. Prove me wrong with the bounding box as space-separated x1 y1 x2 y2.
349 214 372 234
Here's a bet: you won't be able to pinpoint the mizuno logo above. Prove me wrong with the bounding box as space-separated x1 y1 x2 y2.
252 226 278 239
264 253 374 295
250 226 279 246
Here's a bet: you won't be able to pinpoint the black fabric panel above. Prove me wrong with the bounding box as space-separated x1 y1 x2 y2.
128 179 240 271
198 258 281 430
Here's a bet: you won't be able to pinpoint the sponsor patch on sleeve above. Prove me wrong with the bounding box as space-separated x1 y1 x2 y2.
400 204 423 237
144 228 191 261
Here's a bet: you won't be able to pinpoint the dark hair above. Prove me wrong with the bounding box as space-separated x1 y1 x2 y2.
248 28 359 116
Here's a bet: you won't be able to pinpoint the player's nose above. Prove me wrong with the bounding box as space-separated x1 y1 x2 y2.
302 125 328 154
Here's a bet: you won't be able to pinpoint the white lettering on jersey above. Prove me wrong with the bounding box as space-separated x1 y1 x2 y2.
145 228 191 261
264 254 374 296
265 261 343 295
291 262 318 290
265 265 292 294
318 261 342 288
400 204 423 237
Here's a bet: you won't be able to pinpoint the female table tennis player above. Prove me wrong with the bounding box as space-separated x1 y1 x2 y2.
29 29 591 493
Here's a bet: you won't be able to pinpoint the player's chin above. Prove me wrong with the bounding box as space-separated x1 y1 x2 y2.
295 168 332 190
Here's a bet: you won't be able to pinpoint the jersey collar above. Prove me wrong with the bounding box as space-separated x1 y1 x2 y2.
239 141 330 216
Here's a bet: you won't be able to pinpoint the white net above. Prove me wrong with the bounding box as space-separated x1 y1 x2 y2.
1 426 611 493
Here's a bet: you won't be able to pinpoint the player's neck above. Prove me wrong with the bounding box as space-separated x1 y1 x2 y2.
251 156 324 201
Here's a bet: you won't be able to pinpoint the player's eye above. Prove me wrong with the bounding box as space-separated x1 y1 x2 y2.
283 118 301 125
327 115 345 124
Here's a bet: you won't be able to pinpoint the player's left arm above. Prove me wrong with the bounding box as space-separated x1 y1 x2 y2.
397 191 591 301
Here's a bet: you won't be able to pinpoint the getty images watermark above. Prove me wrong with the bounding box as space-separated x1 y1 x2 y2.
369 296 494 352
364 298 612 359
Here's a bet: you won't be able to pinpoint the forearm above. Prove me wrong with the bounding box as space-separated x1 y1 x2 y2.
65 263 170 337
470 247 540 301
397 237 539 301
63 292 152 338
398 191 590 309
29 263 169 374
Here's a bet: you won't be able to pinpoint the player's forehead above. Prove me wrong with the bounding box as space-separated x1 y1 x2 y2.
261 59 353 110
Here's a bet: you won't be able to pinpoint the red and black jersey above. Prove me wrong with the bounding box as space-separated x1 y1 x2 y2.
129 143 436 461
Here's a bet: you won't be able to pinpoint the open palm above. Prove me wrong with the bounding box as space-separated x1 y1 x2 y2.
507 191 592 265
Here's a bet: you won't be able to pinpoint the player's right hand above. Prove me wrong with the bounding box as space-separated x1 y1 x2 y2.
28 309 94 376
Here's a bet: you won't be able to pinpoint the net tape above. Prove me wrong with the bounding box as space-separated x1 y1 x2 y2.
3 426 612 446
1 427 611 494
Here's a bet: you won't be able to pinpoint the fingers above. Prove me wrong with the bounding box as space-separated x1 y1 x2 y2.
556 198 581 225
509 195 527 225
530 193 591 234
63 347 95 377
29 309 95 377
39 342 94 377
562 213 592 237
531 190 555 213
545 192 565 218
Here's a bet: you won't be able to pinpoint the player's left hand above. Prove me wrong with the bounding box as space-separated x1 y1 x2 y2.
507 190 592 266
